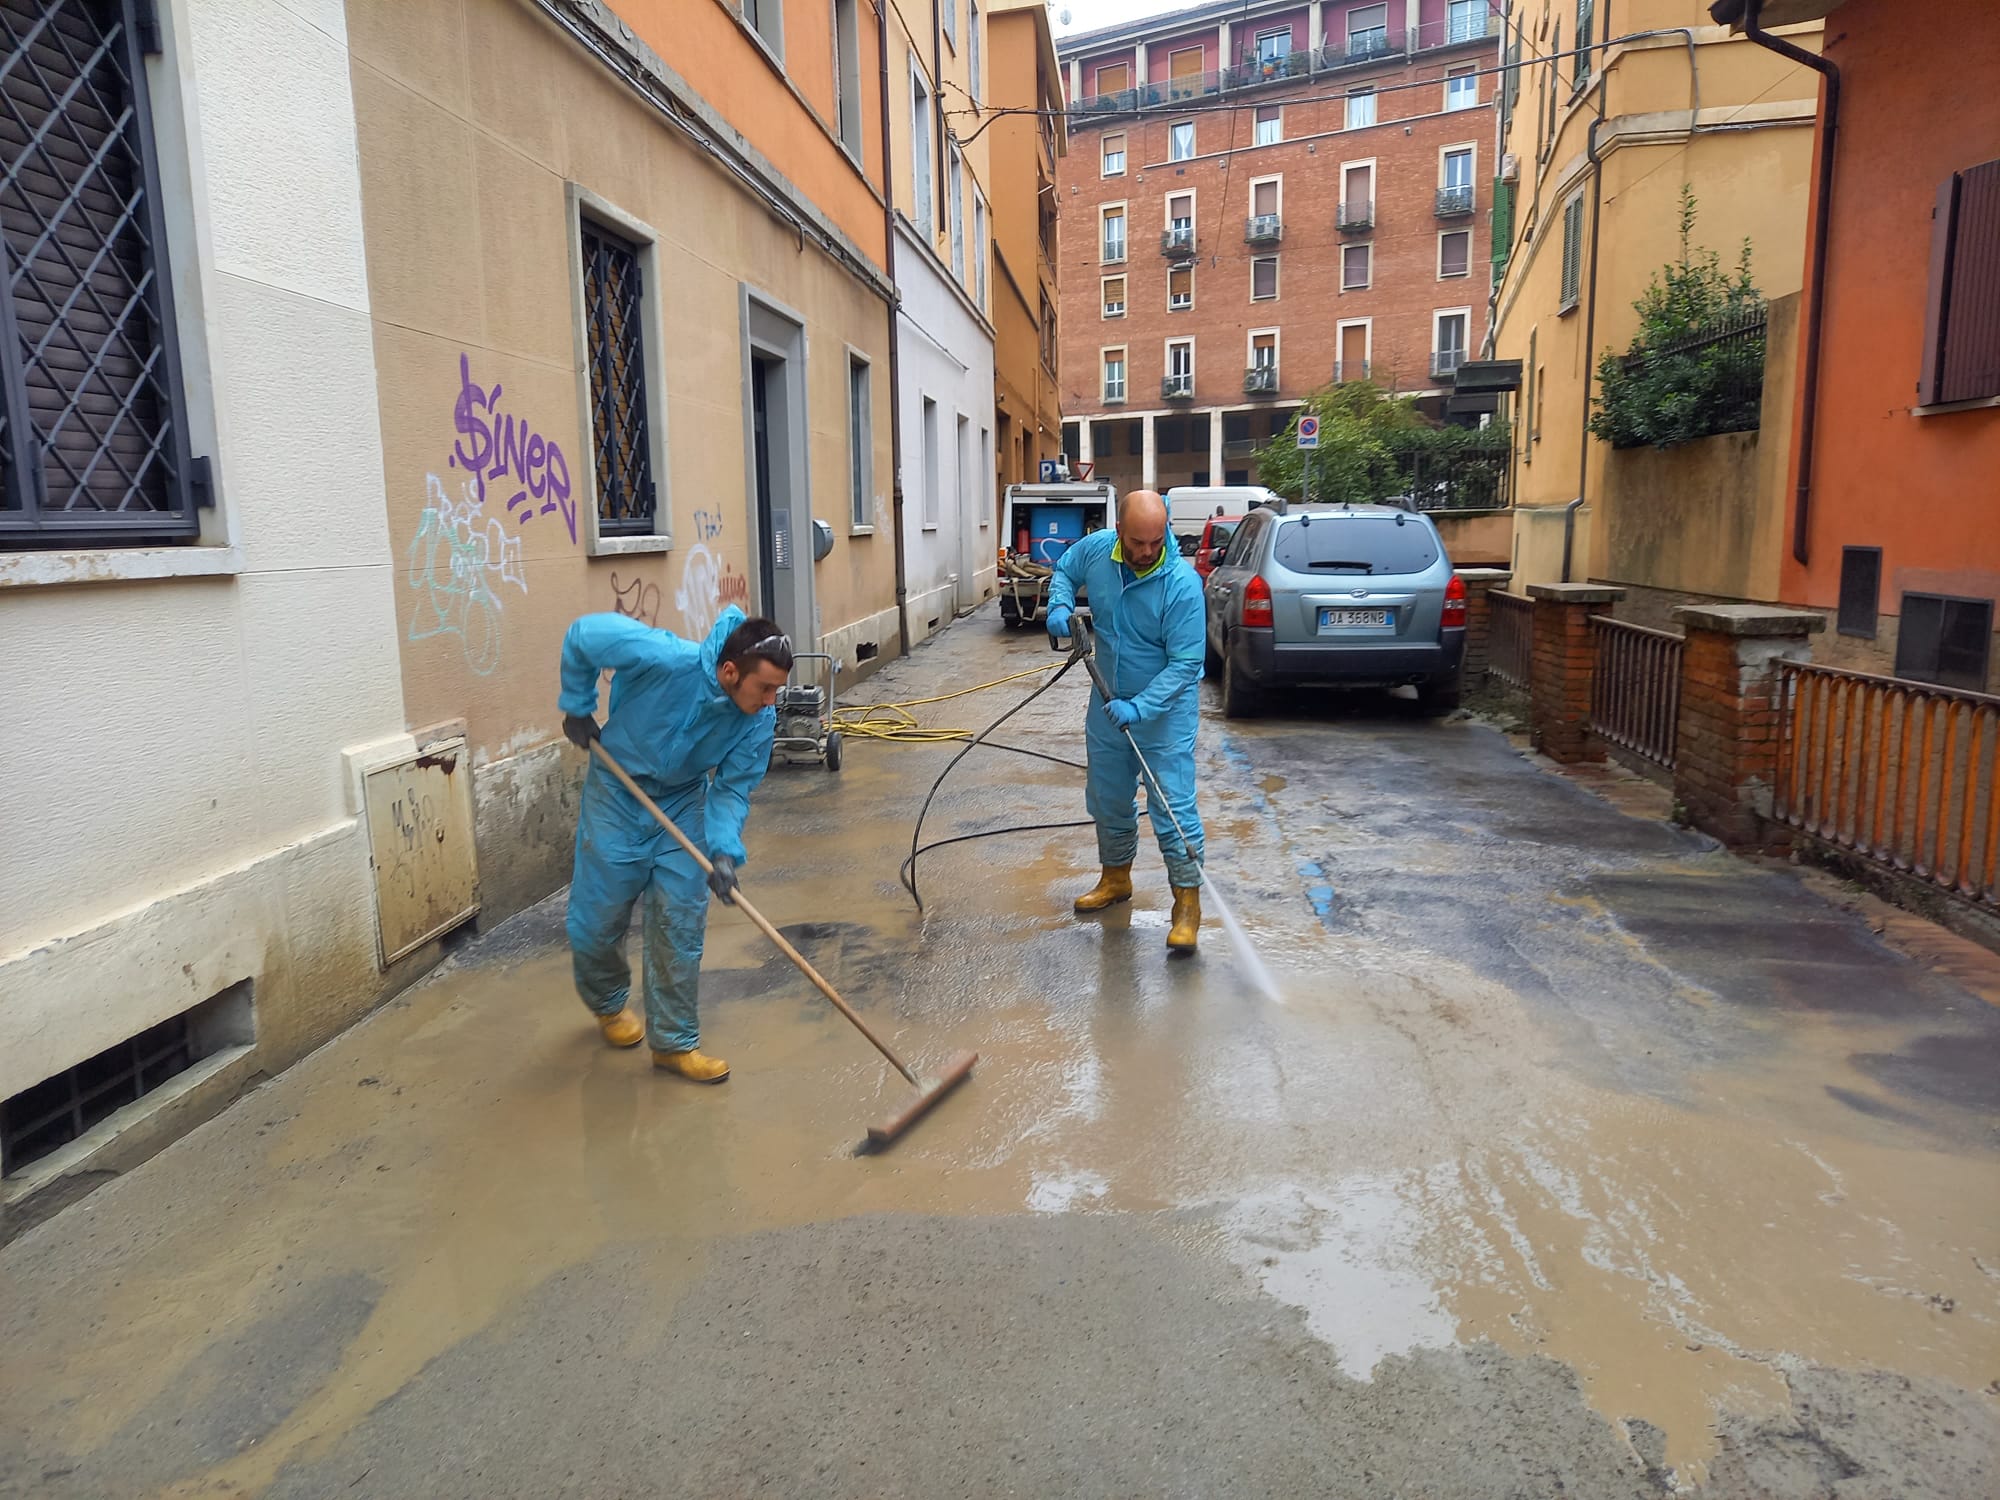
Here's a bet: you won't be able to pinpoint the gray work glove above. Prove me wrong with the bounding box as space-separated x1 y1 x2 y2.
707 854 739 906
563 714 600 749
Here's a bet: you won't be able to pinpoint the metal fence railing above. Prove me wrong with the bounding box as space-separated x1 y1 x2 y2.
1615 312 1768 440
1489 592 1533 694
1777 662 2000 911
1590 618 1684 770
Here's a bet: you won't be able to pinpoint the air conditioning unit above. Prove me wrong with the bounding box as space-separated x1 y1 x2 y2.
1500 152 1520 183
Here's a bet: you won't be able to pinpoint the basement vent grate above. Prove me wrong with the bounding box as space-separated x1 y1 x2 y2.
1 981 254 1175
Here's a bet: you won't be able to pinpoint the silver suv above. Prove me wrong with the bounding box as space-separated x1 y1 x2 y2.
1203 503 1466 718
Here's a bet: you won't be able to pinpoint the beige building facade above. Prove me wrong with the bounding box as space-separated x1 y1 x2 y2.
1493 1 1823 588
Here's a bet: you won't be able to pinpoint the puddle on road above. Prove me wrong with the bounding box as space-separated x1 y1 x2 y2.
8 643 2000 1493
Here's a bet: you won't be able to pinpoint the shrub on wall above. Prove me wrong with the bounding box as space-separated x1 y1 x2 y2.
1590 187 1767 451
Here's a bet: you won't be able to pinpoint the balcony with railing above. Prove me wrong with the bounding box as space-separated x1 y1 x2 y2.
1244 365 1278 395
1245 213 1283 246
1337 198 1374 232
1162 372 1194 400
1335 359 1370 383
1160 225 1195 257
1435 184 1475 217
1431 348 1466 379
1067 13 1501 116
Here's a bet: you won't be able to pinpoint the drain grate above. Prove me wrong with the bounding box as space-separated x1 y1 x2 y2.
3 1015 193 1172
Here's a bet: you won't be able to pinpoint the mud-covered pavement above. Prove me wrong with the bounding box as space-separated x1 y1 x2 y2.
4 610 1998 1499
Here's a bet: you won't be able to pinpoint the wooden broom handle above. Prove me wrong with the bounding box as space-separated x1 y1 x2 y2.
589 740 920 1086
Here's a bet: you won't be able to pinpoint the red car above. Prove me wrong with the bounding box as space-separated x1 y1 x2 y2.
1193 514 1244 579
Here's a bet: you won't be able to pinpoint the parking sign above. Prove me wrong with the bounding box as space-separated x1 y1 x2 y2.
1296 414 1320 450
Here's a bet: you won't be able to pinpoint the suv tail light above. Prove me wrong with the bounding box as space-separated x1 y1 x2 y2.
1442 573 1467 628
1242 574 1274 628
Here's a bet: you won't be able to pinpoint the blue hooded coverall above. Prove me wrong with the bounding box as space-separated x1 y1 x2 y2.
1049 529 1207 887
558 606 775 1053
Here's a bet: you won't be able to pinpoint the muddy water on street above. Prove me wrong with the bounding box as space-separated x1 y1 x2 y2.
4 629 1997 1494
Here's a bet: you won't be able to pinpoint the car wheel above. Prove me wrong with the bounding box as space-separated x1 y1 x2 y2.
1221 640 1258 719
1415 677 1461 718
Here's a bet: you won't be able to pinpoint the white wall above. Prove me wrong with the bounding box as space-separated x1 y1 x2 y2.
894 219 999 643
0 2 408 1130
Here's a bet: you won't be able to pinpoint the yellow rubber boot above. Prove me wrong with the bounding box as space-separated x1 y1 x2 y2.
597 1008 644 1048
1073 864 1134 913
653 1048 731 1084
1167 886 1201 952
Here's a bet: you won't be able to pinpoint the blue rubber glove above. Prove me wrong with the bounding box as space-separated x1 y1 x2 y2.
1103 698 1141 729
1045 603 1073 644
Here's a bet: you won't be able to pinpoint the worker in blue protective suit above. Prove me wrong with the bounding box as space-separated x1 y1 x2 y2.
558 605 793 1082
1044 488 1207 952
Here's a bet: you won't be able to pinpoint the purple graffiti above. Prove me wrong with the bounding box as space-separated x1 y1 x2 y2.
449 353 577 543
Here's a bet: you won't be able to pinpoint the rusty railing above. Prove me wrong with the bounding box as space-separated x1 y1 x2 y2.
1590 617 1683 770
1489 591 1532 693
1777 662 2000 910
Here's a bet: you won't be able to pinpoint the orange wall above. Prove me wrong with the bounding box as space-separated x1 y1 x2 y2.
612 0 887 263
1783 0 2000 616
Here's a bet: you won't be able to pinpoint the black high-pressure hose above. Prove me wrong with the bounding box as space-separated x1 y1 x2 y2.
898 645 1097 911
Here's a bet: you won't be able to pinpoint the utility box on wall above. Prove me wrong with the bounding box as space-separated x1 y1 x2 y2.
362 741 480 964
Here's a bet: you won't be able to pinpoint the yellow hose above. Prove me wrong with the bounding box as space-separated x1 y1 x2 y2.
831 662 1063 744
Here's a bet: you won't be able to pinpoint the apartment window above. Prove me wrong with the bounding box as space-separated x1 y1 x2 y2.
1574 0 1595 89
1101 205 1126 263
1102 275 1126 317
941 0 955 51
1347 4 1388 57
1168 45 1204 99
1440 146 1475 215
847 356 872 528
1102 133 1127 176
1251 178 1279 222
1 0 204 548
1256 28 1291 63
1103 348 1127 402
912 67 934 237
1433 310 1469 377
1838 547 1881 638
1919 158 2000 406
1252 256 1279 300
1446 66 1477 111
1448 0 1485 45
921 397 940 527
1343 242 1372 290
833 0 863 155
1094 61 1130 97
970 0 982 104
948 145 966 279
1522 327 1539 455
1168 265 1193 311
956 413 972 538
1544 22 1561 151
1251 331 1277 371
1439 229 1471 279
1505 35 1523 111
1166 191 1193 253
743 0 784 59
1346 88 1377 130
1165 338 1193 395
1336 320 1370 383
1170 120 1196 161
1341 162 1375 227
1559 193 1585 311
582 222 657 533
1896 593 1994 691
973 190 988 310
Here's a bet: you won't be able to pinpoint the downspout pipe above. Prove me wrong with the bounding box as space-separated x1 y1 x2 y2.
1736 0 1837 567
1565 5 1611 585
878 2 912 658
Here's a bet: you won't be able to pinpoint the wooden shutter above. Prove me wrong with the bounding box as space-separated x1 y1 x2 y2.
1920 159 2000 406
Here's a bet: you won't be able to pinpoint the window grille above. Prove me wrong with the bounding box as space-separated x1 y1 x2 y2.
581 222 655 533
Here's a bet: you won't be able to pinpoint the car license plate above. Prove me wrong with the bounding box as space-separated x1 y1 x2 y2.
1320 607 1390 629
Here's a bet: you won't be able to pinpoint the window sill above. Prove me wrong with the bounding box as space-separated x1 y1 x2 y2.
589 534 674 557
0 544 243 590
922 524 940 533
1912 394 2000 416
849 524 877 537
1557 298 1579 317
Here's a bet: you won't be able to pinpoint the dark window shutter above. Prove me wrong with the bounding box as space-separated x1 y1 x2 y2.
1920 158 2000 407
1 0 199 546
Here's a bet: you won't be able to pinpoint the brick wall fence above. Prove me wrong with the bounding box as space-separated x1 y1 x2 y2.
1465 581 1825 852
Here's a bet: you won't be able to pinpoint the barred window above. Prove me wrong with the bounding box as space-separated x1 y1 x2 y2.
580 221 655 535
1 0 205 549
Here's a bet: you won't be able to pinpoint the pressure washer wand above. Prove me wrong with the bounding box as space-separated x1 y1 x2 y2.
1069 618 1204 882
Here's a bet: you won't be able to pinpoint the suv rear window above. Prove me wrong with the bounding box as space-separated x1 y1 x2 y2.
1271 516 1439 576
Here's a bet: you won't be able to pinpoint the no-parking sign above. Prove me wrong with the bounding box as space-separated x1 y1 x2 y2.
1296 414 1321 450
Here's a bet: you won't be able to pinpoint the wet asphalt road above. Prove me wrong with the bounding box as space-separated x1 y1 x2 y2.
3 607 1998 1499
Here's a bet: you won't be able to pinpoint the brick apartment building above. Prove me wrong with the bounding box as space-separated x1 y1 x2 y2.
1054 0 1499 493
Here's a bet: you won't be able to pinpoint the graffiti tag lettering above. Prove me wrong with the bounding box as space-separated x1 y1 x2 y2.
610 569 661 627
674 543 722 640
407 474 528 676
449 352 577 544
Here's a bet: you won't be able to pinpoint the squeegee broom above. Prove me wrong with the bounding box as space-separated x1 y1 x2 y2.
590 741 977 1150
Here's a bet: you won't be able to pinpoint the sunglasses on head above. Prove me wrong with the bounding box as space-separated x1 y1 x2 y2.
751 633 792 656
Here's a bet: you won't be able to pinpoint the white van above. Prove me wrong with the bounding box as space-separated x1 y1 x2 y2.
1166 485 1284 554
